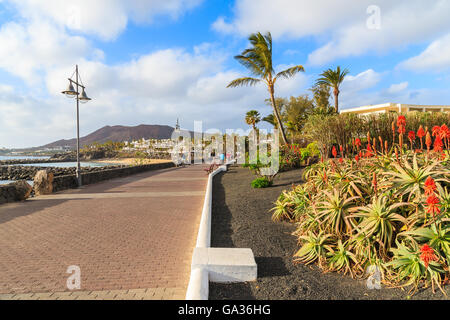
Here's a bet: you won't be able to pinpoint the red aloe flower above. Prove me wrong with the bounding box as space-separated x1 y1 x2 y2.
397 115 406 127
408 131 415 150
432 126 441 137
355 155 360 162
420 244 438 268
398 125 406 135
417 125 426 139
426 194 441 216
372 172 378 194
424 176 437 196
426 132 432 152
417 125 425 150
332 146 337 158
339 158 344 164
365 144 373 158
434 135 444 153
355 138 362 149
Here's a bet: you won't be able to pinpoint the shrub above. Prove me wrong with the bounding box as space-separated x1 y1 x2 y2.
306 142 320 157
274 116 450 295
303 112 450 158
251 176 273 188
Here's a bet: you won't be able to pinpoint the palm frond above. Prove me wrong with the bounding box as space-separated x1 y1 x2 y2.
275 65 305 80
227 77 261 88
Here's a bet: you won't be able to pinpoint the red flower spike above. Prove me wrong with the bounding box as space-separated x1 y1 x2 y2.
434 135 444 153
397 115 406 127
372 173 378 194
426 194 441 216
332 146 337 158
432 126 441 137
420 244 438 268
417 126 426 138
355 138 362 149
426 132 432 151
355 155 360 162
408 131 415 141
424 176 437 196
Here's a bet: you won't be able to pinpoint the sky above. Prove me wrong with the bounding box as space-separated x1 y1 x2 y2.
0 0 449 148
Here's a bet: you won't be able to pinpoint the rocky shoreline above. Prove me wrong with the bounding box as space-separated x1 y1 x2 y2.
0 164 126 181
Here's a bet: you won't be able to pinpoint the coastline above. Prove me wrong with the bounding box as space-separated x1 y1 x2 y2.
92 158 173 166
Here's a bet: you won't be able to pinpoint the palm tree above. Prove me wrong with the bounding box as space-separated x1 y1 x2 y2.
262 114 277 128
245 110 261 131
315 66 349 113
227 32 304 145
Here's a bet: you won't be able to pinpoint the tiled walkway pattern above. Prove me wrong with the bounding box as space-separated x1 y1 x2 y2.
0 165 207 300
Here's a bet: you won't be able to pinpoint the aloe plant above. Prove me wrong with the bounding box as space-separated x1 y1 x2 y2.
349 197 409 253
294 231 333 267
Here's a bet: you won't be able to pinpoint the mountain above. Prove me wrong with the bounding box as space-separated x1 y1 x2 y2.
41 124 177 148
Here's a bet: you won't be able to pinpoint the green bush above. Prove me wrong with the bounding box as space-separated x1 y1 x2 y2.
305 142 320 157
303 112 450 157
251 177 273 188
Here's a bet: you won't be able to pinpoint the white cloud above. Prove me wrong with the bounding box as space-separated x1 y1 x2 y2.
341 69 382 92
397 33 450 72
6 0 203 41
339 69 382 108
213 0 450 66
386 82 409 94
0 20 91 84
212 0 365 38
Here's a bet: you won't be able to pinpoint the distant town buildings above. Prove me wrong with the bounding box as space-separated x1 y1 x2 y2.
341 103 450 115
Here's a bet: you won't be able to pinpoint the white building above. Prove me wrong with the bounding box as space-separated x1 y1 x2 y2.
341 103 450 115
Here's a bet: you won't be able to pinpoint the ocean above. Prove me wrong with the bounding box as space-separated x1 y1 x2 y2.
0 155 50 161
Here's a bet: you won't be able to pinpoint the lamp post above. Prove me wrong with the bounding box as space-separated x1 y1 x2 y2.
61 65 92 187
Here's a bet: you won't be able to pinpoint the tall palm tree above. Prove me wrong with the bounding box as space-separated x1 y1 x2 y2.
315 66 349 113
245 110 261 131
227 32 304 145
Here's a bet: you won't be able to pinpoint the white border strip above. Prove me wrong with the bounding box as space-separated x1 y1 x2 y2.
195 165 227 248
186 162 233 300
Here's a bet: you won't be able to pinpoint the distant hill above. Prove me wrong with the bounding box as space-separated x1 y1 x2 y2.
41 124 178 148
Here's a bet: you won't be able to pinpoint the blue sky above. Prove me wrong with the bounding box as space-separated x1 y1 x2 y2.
0 0 449 148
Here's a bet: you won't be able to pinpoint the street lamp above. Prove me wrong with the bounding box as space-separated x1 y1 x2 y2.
61 65 92 187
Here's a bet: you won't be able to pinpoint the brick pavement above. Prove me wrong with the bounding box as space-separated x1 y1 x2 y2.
0 165 208 300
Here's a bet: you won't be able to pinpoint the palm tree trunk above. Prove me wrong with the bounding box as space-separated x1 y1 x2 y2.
268 85 289 145
334 89 339 114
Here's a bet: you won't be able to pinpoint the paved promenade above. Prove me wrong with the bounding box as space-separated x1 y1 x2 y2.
0 165 208 300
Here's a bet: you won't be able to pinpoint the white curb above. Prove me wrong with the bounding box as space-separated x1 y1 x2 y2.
185 160 257 300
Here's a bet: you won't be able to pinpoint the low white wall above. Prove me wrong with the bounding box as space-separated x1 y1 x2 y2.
186 164 227 300
195 165 227 248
